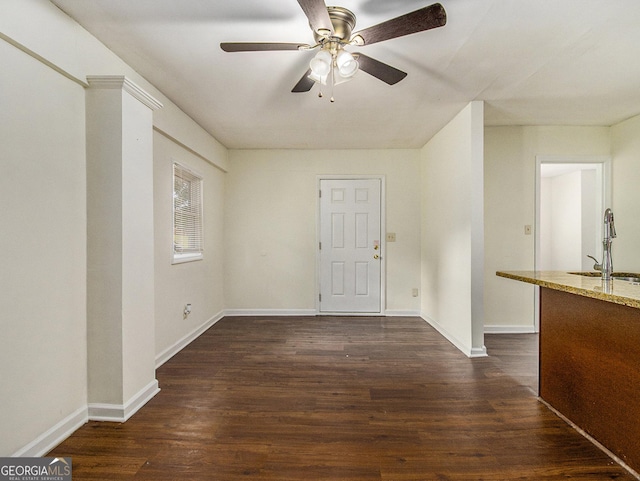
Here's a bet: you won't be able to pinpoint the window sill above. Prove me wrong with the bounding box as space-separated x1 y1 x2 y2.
172 253 203 265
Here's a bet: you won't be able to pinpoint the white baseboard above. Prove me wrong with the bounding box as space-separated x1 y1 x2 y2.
12 405 88 457
484 325 537 334
384 310 421 317
421 314 487 358
88 380 160 423
156 311 225 368
224 309 317 317
223 309 421 318
469 346 488 357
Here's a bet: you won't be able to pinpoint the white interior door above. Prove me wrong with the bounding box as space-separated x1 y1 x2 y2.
319 178 382 313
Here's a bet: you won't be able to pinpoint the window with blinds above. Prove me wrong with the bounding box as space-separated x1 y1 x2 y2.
173 162 203 263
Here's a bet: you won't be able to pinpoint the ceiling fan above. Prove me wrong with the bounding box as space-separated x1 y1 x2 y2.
220 0 446 101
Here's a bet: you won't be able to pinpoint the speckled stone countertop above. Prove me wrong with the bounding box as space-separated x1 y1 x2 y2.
496 270 640 309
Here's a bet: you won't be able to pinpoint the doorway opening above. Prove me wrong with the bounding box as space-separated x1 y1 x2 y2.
534 155 611 329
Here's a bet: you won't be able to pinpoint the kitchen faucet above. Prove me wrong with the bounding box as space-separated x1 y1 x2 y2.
587 208 617 281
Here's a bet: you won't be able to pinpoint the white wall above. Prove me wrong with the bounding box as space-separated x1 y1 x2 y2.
0 0 228 455
539 179 553 269
0 0 228 174
420 101 486 357
154 132 225 364
539 170 596 271
484 126 611 331
581 169 598 271
85 79 160 416
549 171 582 270
0 39 87 456
611 113 640 273
224 149 421 315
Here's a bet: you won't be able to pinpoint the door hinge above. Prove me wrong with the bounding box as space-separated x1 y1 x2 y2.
319 189 322 198
319 293 322 302
319 242 322 250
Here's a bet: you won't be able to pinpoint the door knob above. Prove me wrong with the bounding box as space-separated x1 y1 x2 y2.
373 254 379 259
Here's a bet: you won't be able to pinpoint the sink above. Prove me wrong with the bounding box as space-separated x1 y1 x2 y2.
568 272 640 284
613 276 640 284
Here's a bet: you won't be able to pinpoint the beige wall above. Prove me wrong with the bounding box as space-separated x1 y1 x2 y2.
420 102 486 356
611 113 640 272
0 39 87 456
0 0 227 456
224 149 421 314
483 126 611 331
0 0 228 174
85 80 159 414
154 132 226 362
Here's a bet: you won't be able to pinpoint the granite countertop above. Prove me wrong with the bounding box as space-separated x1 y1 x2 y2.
496 270 640 309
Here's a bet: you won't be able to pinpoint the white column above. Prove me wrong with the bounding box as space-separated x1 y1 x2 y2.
86 76 163 421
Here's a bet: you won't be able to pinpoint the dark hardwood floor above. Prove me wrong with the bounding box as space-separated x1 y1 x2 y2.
484 333 539 395
49 317 635 480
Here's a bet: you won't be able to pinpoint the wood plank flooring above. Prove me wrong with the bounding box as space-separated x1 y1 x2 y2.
49 316 635 480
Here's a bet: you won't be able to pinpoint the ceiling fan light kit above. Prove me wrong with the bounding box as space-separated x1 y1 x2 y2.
310 49 333 77
220 0 446 102
336 50 358 77
308 41 359 101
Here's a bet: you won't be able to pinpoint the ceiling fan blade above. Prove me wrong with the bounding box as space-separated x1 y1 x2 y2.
355 53 407 85
221 42 310 52
351 3 446 46
292 69 315 93
297 0 334 36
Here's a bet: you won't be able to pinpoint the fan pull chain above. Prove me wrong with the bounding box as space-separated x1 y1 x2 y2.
330 58 335 103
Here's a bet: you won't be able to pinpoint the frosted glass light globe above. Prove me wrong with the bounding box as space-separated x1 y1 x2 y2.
310 49 332 77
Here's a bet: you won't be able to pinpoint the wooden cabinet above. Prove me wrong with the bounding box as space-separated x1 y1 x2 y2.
540 287 640 474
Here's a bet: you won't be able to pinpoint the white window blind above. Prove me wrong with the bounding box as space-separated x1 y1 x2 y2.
173 162 203 262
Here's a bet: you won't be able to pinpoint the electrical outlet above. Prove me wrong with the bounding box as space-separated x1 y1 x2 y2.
412 288 419 297
183 303 192 319
386 232 396 242
524 225 532 235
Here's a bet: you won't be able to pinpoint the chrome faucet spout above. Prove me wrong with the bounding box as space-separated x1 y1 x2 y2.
601 208 616 281
587 255 602 272
604 208 616 239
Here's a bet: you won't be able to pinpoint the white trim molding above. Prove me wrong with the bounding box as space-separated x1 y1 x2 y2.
224 310 424 318
224 309 317 317
421 314 488 358
384 310 421 317
88 380 160 423
156 311 225 368
12 406 88 457
86 75 164 111
484 324 537 334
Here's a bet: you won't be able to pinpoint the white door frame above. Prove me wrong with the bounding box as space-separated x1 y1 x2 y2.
534 155 611 331
316 175 386 315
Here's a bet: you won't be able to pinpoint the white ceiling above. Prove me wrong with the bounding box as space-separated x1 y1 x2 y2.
50 0 640 150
